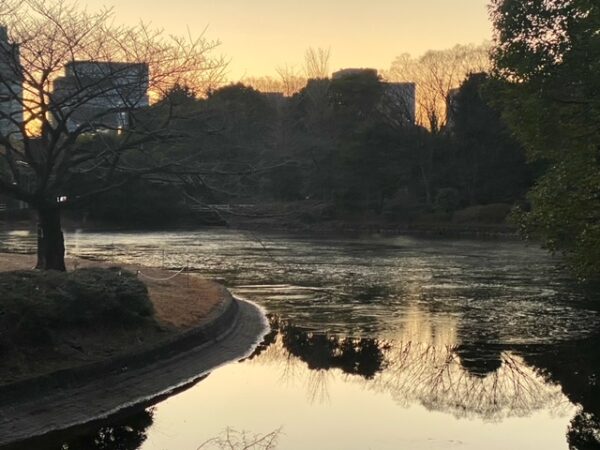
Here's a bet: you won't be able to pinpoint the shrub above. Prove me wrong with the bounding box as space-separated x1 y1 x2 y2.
434 188 461 213
0 268 154 346
453 203 512 224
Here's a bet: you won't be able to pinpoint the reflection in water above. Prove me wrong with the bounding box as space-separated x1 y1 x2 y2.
2 229 598 344
63 410 153 450
24 318 600 449
568 412 600 450
197 427 281 450
2 229 600 449
253 315 569 422
455 344 503 377
21 409 155 450
374 346 564 420
276 318 387 379
524 336 600 449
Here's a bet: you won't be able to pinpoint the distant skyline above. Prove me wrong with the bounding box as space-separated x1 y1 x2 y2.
82 0 492 81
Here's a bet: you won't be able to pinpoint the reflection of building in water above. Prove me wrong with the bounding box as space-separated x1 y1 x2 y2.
52 61 149 132
251 312 571 420
0 26 22 140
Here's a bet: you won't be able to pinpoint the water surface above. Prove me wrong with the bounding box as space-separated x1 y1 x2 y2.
1 229 599 449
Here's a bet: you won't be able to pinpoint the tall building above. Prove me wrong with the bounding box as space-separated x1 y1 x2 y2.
52 61 149 131
332 68 379 80
0 26 23 140
445 87 460 131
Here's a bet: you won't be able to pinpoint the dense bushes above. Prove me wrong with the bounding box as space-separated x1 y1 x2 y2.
0 268 154 346
453 203 512 224
71 179 188 226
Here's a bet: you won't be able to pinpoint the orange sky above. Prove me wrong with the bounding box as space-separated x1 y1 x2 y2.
83 0 492 81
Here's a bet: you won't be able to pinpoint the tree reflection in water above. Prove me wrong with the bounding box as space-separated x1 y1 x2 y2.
59 315 596 449
568 412 600 450
369 342 567 420
21 408 155 450
197 427 282 450
19 315 600 450
251 314 571 421
249 310 600 448
524 335 600 449
247 315 388 403
280 324 388 379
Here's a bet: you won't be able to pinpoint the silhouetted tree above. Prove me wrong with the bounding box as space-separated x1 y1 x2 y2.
446 72 531 205
0 0 226 270
303 47 331 79
386 43 490 132
328 69 383 124
275 64 306 97
490 0 600 279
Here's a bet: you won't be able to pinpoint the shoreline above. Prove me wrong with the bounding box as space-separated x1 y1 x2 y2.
1 217 519 240
0 297 268 448
0 254 269 448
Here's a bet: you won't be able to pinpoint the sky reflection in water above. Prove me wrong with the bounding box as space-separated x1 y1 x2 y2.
1 229 599 449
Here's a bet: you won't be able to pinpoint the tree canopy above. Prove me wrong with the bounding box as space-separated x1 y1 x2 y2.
490 0 600 278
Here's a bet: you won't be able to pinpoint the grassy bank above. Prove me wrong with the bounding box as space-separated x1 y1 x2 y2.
0 254 226 385
216 201 519 238
0 268 154 345
0 267 160 384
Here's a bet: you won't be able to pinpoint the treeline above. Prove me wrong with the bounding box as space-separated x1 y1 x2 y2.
71 69 531 229
489 0 600 279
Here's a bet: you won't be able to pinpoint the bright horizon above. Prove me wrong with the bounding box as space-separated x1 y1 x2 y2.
82 0 492 81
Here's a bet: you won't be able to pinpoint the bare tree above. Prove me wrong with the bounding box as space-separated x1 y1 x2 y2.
274 64 306 97
303 46 330 79
197 427 282 450
240 47 331 97
241 72 304 97
0 0 226 270
240 75 284 94
385 43 490 132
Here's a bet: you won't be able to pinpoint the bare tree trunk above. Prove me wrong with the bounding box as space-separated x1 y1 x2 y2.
36 206 66 271
419 165 432 206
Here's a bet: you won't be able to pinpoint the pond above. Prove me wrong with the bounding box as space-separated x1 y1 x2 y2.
1 228 599 449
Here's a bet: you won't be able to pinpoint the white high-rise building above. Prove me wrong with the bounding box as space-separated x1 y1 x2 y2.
0 26 23 140
52 60 149 132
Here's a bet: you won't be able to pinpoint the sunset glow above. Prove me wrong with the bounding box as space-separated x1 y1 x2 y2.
82 0 492 80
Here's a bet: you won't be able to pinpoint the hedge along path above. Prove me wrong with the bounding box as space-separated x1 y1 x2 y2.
0 253 225 331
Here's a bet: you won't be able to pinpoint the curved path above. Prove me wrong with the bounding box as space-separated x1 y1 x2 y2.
0 296 268 448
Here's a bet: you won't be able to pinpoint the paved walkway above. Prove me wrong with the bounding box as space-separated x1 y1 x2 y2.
0 297 268 447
